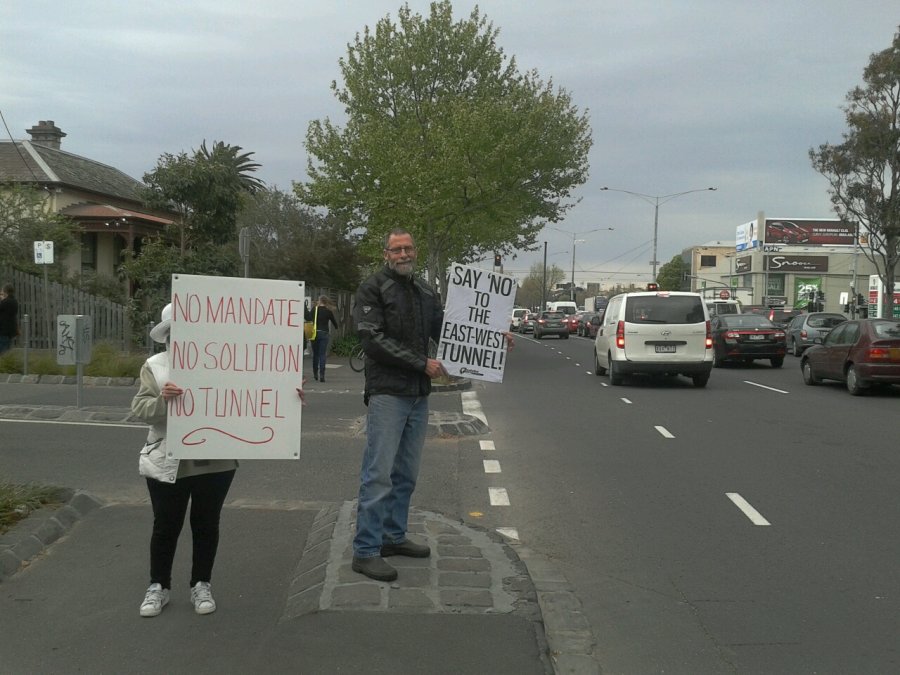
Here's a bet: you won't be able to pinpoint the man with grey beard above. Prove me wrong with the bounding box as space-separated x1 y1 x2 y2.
350 228 447 582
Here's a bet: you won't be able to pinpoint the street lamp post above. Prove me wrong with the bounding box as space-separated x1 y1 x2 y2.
546 225 614 303
601 186 717 283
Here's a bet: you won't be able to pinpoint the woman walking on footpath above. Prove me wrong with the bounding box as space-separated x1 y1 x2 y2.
0 283 18 353
132 303 305 617
306 295 338 382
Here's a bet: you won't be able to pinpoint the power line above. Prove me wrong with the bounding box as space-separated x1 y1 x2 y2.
0 108 42 182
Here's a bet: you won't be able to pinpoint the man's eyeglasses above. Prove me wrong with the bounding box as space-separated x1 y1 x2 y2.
384 246 416 255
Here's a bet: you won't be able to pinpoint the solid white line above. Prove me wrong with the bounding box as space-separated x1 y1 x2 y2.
483 459 501 473
0 418 141 430
727 492 771 526
461 391 488 425
480 440 495 451
489 487 510 506
621 398 632 404
496 527 520 541
744 381 789 394
655 425 674 438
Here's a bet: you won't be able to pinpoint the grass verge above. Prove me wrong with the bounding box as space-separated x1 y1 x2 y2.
0 482 69 535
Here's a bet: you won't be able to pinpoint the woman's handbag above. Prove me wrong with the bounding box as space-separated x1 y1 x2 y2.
304 307 318 341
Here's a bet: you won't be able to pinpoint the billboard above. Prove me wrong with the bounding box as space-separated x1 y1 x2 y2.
764 219 857 246
735 220 758 252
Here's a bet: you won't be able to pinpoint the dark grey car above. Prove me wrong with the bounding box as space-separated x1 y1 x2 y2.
533 311 569 339
786 312 847 356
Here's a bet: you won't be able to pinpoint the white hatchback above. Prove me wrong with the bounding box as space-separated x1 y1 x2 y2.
594 291 713 387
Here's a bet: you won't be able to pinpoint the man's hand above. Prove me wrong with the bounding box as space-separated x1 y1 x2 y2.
425 358 448 379
160 381 184 401
503 331 515 351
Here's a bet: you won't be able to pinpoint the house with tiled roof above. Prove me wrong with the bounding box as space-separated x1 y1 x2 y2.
0 120 177 280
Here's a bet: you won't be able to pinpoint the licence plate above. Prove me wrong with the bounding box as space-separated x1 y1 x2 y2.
655 345 676 353
748 334 765 341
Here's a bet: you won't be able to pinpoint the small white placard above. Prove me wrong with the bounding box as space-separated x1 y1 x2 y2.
437 263 515 383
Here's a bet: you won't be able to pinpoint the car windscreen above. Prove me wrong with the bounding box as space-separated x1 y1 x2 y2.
807 315 845 328
624 296 705 324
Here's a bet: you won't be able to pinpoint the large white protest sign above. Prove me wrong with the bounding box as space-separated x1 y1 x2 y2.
167 274 305 460
437 263 515 383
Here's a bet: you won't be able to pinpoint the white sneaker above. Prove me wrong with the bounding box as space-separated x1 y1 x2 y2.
139 583 169 617
191 581 217 615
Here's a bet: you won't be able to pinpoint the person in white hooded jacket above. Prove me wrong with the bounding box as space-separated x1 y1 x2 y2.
132 303 306 618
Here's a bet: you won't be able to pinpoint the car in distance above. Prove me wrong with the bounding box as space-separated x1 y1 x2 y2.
533 311 569 339
573 311 594 335
766 220 810 244
580 312 603 338
510 308 528 332
800 318 900 395
710 313 786 368
593 290 713 387
785 312 846 356
520 312 535 333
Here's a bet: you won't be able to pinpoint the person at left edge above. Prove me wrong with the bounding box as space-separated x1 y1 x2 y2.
305 295 338 382
131 303 306 618
0 283 18 353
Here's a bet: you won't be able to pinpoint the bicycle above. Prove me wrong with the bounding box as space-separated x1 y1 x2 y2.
349 344 365 372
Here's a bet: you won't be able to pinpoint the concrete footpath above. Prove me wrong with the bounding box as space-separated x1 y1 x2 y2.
0 365 600 674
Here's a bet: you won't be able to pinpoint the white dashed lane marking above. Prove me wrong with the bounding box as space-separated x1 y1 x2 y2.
727 492 771 526
461 391 487 425
496 527 520 541
621 398 632 404
744 381 789 394
489 487 510 506
480 440 495 451
655 425 674 438
483 459 501 473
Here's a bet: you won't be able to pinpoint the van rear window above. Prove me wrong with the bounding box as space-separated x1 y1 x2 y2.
625 296 705 324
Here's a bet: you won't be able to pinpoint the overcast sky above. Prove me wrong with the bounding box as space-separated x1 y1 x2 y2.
2 1 897 286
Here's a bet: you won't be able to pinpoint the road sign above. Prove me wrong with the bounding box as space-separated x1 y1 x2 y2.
33 241 54 264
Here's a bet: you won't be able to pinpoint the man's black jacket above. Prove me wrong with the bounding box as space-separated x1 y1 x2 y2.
353 266 443 399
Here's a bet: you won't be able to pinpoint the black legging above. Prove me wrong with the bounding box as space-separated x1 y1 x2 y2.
145 469 235 589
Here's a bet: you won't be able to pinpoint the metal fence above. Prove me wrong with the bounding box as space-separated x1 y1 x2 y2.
1 265 355 353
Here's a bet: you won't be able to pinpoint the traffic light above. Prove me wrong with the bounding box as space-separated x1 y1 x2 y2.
493 254 502 267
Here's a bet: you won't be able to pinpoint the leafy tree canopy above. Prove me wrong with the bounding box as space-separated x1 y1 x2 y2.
656 255 688 291
297 0 592 294
516 261 565 310
237 189 364 291
0 184 80 279
142 140 265 248
810 26 900 317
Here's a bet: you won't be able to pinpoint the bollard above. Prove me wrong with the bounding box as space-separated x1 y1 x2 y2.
147 321 154 356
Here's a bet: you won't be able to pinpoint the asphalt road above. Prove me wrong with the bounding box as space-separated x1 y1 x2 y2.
466 332 900 674
4 340 900 673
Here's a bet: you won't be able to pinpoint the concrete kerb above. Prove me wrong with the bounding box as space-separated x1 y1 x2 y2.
0 490 105 583
511 543 602 675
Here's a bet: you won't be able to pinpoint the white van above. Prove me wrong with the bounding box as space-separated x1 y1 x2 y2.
510 308 528 331
546 301 578 315
594 291 713 387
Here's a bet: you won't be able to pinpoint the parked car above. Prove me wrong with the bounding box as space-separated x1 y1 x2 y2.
510 308 528 332
800 318 900 395
785 312 847 356
710 314 786 368
593 291 713 387
533 311 569 339
520 312 535 333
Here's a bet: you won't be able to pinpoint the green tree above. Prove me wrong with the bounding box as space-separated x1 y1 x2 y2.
142 140 265 250
516 261 565 310
0 184 80 277
656 255 688 291
298 1 592 295
810 27 900 318
237 189 364 290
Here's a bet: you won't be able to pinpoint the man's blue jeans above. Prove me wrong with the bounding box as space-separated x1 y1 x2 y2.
353 394 429 559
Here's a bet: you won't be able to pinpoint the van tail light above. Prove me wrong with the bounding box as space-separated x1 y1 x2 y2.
800 330 808 338
705 320 713 349
616 320 625 349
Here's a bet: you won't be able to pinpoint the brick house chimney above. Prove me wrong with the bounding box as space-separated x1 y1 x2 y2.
26 120 67 150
